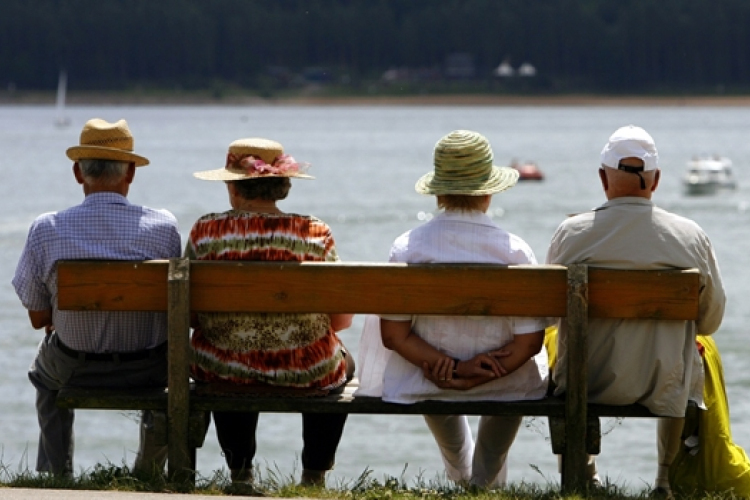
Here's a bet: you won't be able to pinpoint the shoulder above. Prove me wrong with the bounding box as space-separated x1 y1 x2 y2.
144 206 178 224
653 206 702 229
298 213 332 229
25 210 60 237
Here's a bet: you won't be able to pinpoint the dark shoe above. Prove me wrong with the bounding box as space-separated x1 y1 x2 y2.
227 467 264 496
230 467 253 483
226 482 265 497
300 469 326 486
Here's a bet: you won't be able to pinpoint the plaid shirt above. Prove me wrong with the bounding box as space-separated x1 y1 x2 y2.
13 192 181 353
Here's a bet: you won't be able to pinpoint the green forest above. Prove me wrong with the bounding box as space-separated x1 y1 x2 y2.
2 0 749 96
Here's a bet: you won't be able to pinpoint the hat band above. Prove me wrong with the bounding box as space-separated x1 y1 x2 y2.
226 153 309 177
82 137 134 151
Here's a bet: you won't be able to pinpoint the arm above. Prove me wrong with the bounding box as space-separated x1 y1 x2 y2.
28 309 53 334
487 329 545 374
696 242 726 336
381 318 502 389
330 313 353 332
424 330 545 390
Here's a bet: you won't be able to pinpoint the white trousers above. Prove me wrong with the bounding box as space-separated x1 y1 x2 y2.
423 414 522 488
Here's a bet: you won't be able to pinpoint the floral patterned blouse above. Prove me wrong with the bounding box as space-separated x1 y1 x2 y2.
185 210 348 390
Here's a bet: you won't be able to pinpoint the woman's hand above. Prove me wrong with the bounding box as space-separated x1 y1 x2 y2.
422 360 496 390
455 350 510 379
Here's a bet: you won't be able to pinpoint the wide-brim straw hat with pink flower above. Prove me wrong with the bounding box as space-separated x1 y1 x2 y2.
193 138 314 181
415 130 518 196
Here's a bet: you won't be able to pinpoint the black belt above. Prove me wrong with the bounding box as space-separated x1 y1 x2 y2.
56 339 166 362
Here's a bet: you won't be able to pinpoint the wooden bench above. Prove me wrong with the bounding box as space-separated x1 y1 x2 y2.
55 258 700 492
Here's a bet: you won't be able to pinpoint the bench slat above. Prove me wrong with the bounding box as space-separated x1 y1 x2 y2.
57 386 167 410
588 268 700 320
57 260 169 311
192 262 570 316
57 384 656 417
58 261 701 320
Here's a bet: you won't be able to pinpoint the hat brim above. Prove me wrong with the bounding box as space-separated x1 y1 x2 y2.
415 165 519 195
193 167 314 181
67 146 149 167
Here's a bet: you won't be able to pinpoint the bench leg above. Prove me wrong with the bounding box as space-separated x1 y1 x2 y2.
548 415 601 492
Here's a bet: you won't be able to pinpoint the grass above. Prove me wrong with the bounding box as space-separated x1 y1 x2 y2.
0 462 746 500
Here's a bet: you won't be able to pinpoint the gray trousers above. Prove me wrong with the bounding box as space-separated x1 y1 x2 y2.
28 332 167 475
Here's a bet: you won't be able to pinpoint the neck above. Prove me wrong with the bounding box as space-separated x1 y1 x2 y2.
232 199 282 214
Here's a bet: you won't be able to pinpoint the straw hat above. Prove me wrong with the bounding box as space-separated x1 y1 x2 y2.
193 138 313 181
66 118 149 167
415 130 518 195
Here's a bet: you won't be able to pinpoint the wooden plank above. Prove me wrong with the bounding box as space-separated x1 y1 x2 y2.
58 261 700 320
588 268 700 320
57 260 169 311
191 390 567 416
56 384 657 417
57 386 168 410
166 258 192 482
190 262 569 317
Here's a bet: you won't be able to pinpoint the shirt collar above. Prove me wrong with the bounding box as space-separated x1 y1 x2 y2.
596 196 654 211
81 192 130 206
435 210 497 227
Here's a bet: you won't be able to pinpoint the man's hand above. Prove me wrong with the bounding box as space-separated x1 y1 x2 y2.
28 309 53 335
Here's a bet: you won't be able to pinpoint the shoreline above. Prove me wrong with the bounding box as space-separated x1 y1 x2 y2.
3 91 750 107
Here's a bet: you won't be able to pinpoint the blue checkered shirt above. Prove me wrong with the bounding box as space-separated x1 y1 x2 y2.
12 192 181 353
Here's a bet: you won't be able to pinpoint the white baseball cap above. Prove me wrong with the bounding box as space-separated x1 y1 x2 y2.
600 125 659 171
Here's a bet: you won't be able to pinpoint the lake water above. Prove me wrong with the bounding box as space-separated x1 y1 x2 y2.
1 104 749 491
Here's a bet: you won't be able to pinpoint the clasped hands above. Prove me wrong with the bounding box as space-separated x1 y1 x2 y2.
422 349 509 390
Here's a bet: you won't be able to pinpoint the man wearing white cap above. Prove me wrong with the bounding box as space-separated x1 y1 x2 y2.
546 125 726 496
12 118 181 478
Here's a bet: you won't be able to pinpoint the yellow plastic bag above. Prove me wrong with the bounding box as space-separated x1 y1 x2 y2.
670 335 750 496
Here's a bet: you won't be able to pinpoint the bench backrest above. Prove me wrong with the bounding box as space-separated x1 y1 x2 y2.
57 259 699 319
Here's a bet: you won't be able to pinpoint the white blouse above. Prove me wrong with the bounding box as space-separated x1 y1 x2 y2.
356 211 550 404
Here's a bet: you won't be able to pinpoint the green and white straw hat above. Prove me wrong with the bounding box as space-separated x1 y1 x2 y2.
415 130 519 196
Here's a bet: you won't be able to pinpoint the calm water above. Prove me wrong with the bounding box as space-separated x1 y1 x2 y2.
1 104 750 491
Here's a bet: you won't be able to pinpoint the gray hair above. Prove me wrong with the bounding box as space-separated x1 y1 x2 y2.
78 159 129 186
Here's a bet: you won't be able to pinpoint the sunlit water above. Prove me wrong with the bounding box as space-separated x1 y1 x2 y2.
1 104 750 491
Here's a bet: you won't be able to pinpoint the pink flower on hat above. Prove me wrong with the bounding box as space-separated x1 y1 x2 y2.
226 153 307 176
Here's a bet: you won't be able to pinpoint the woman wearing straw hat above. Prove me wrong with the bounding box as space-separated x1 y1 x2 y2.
360 130 550 488
187 138 354 490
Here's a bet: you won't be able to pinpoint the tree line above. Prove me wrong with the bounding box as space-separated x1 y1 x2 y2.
2 0 749 95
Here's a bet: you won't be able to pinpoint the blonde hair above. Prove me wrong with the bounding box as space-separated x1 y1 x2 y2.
436 194 486 212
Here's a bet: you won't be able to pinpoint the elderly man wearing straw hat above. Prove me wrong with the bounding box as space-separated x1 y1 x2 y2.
361 130 551 488
12 118 181 478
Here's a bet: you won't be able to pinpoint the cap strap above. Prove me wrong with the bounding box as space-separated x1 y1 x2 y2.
618 162 646 189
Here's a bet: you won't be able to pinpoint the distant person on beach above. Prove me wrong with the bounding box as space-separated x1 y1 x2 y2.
12 118 181 477
187 137 354 490
545 125 727 496
356 130 550 488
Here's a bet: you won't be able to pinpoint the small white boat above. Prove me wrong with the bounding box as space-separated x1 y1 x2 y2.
683 155 737 196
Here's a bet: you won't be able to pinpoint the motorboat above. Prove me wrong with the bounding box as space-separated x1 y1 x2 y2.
511 160 544 181
683 155 737 196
